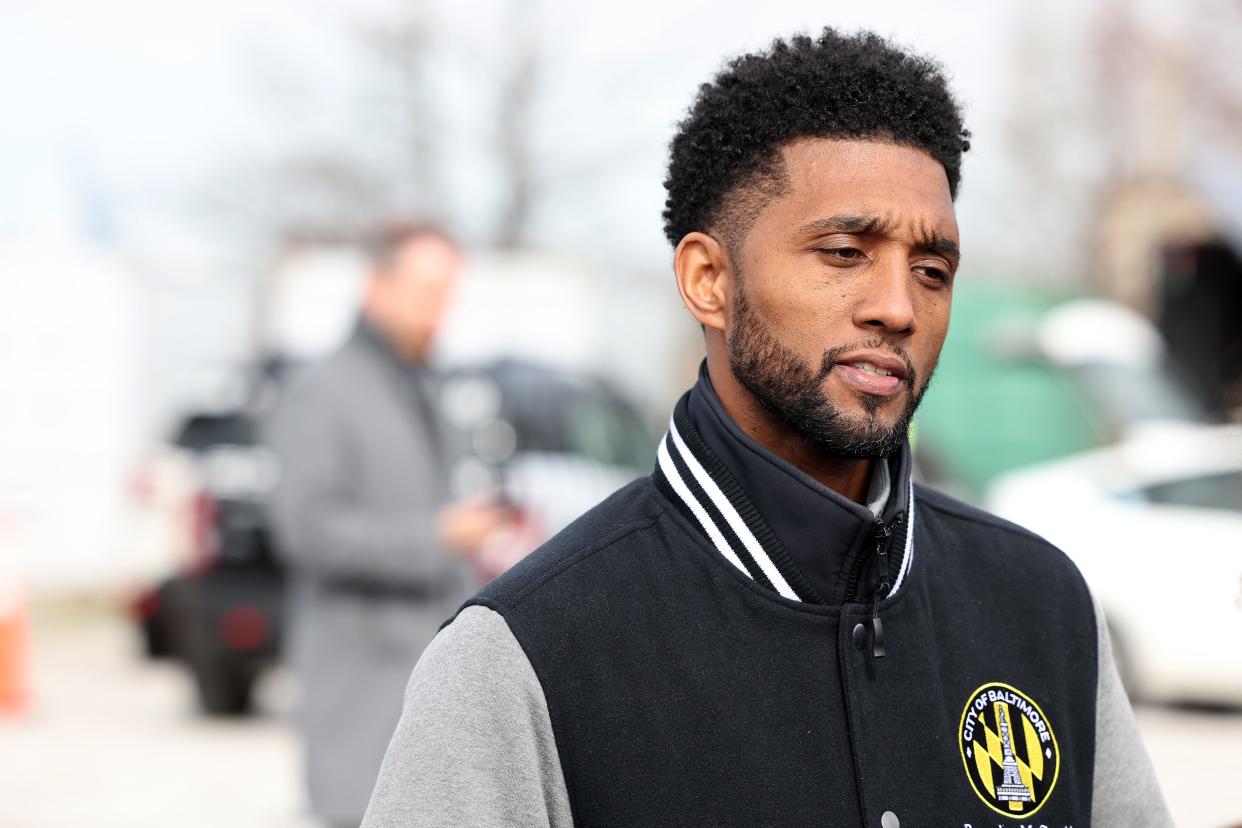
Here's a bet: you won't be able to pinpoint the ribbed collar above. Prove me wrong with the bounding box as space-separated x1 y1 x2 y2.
653 362 915 607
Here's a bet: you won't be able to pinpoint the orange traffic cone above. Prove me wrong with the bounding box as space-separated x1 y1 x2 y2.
0 518 31 716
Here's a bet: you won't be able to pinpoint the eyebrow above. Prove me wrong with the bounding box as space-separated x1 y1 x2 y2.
797 213 961 264
797 214 894 236
916 229 961 264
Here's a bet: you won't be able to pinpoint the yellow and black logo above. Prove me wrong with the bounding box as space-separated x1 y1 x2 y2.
958 682 1059 818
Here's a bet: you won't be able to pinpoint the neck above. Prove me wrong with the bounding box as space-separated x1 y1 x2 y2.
705 350 874 504
362 307 425 365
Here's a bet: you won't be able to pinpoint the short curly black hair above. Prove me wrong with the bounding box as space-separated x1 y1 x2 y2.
662 28 970 249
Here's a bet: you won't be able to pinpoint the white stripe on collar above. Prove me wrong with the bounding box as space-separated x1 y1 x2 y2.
655 435 753 581
666 417 800 601
887 477 916 597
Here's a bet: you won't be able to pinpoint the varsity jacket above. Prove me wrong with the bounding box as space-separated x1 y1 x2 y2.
363 371 1171 828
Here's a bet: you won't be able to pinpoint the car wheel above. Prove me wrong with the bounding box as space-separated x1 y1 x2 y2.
140 613 175 659
187 640 257 715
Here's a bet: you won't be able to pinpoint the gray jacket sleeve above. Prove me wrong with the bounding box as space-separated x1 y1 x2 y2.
266 374 443 583
1090 596 1172 826
362 605 573 828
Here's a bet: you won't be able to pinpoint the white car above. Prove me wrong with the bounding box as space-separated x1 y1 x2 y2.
986 423 1242 706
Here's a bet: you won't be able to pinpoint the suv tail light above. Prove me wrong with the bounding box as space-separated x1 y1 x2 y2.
219 606 269 653
187 492 220 574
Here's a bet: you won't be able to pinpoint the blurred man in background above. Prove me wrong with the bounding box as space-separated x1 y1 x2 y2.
267 223 512 828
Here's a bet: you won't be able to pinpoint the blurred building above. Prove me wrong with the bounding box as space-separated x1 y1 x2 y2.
1096 156 1242 421
1089 0 1242 420
0 240 141 591
258 241 694 418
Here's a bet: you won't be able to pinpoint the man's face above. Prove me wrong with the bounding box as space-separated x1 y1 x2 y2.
372 235 461 360
723 139 959 457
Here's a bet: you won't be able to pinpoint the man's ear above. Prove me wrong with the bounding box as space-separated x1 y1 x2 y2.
673 231 732 334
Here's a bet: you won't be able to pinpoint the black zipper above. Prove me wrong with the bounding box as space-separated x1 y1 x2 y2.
845 517 894 659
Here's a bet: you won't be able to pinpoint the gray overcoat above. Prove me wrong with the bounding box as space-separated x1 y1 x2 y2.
266 319 473 825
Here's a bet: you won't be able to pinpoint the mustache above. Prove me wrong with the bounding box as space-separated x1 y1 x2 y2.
816 338 917 388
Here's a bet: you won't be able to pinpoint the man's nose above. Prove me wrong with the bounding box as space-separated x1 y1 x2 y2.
852 254 916 336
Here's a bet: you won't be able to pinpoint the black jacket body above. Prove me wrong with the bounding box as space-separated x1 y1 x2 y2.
462 389 1099 826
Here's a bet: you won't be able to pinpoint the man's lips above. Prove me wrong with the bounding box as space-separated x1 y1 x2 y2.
831 352 909 398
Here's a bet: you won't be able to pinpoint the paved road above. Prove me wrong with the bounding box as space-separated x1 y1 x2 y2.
1 606 316 828
1136 704 1242 827
2 607 1240 827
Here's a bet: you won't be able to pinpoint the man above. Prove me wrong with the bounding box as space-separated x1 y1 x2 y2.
267 224 511 827
364 31 1171 826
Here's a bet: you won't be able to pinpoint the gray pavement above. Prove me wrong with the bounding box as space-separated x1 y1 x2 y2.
1136 704 1242 827
1 605 316 828
2 606 1240 827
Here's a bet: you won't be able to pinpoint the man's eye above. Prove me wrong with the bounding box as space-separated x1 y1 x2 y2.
915 266 951 285
817 247 863 261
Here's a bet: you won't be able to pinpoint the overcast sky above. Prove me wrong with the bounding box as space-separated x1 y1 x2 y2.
3 0 1043 273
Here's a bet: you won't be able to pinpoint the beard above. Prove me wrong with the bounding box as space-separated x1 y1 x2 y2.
725 278 933 459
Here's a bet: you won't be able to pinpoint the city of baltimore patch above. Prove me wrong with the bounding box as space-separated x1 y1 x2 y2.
958 682 1060 817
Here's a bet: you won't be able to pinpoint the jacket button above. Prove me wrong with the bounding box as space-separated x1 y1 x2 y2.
852 623 867 650
881 811 899 828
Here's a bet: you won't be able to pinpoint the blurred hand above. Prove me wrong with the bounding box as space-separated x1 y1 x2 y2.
437 499 516 556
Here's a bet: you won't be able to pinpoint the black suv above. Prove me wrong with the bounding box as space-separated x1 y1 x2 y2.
129 361 288 714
